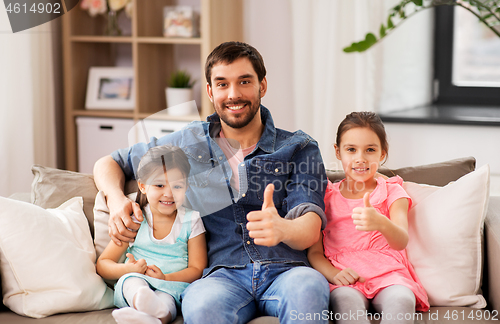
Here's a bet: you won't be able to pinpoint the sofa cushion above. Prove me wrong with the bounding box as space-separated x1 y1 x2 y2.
30 165 138 237
404 165 490 308
0 196 114 318
326 156 476 186
31 165 98 235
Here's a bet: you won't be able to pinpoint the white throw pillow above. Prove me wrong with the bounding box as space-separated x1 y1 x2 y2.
404 164 490 308
0 197 114 318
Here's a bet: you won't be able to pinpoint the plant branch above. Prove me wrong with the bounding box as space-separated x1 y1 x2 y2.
456 1 500 37
344 0 500 53
466 0 500 24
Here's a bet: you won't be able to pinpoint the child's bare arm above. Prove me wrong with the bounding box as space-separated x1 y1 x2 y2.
96 240 147 280
381 197 410 250
307 232 363 286
352 194 409 251
146 233 207 283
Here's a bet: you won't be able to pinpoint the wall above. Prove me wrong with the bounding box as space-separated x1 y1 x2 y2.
384 123 500 196
242 0 294 131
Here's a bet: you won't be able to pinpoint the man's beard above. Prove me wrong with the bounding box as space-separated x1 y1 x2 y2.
214 98 261 129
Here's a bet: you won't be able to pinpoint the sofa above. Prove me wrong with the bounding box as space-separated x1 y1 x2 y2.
0 156 499 324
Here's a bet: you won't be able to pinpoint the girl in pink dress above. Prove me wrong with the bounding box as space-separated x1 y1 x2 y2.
308 112 429 323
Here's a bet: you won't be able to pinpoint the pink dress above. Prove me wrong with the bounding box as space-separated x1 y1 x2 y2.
323 176 429 312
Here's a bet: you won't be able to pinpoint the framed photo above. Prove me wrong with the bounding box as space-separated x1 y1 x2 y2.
85 67 135 110
163 6 199 38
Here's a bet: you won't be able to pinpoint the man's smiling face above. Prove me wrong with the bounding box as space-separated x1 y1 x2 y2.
207 57 267 129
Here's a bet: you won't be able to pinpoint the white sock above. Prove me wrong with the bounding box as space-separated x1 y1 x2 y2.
111 307 161 324
155 290 177 320
134 286 169 319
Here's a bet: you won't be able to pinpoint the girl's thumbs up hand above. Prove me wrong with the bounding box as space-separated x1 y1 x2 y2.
246 184 284 247
352 192 386 232
363 191 372 208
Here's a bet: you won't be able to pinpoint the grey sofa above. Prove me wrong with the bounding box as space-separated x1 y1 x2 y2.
1 157 499 324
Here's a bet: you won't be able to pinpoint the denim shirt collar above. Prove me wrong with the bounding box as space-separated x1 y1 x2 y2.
206 105 276 153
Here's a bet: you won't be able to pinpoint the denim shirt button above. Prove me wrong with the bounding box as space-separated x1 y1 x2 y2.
198 155 202 159
219 156 223 160
246 241 251 245
275 168 279 173
240 163 244 167
242 193 246 197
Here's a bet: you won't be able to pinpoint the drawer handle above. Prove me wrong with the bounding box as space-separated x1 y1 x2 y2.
100 125 113 130
161 129 174 133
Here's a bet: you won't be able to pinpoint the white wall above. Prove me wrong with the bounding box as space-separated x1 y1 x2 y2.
242 0 294 131
385 123 500 196
0 8 35 197
378 4 435 113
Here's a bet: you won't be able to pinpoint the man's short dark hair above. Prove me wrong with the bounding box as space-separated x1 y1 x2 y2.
205 41 267 87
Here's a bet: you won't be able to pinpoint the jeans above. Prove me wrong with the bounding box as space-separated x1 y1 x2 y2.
181 263 329 324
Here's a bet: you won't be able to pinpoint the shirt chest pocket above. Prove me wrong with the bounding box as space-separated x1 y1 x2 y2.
184 145 217 188
249 158 293 207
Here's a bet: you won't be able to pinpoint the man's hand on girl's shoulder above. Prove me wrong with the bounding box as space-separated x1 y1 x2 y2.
107 194 143 246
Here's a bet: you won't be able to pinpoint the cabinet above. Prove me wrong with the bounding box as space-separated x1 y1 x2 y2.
76 117 134 174
62 0 243 172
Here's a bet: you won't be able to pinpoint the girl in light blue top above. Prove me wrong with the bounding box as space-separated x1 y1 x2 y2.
97 145 207 324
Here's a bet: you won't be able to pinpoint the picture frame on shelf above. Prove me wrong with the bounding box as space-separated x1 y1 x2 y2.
85 67 135 110
163 6 199 38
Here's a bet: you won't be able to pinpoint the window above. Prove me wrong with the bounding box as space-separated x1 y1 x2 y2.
434 5 500 106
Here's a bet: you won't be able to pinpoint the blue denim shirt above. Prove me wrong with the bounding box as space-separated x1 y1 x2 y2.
112 106 328 276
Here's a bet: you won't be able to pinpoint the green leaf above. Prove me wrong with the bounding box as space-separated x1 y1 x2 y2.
380 24 387 37
411 0 423 6
343 44 359 53
387 16 394 28
342 33 378 53
365 33 377 46
168 70 195 88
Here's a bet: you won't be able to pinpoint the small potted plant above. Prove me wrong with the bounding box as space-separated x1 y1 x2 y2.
165 70 197 116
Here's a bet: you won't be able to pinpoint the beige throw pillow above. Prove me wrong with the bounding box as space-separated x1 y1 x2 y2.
31 165 98 235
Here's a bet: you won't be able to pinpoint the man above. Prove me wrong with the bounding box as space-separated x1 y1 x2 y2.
94 41 329 323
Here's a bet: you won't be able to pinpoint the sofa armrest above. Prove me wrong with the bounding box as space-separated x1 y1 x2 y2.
485 196 500 312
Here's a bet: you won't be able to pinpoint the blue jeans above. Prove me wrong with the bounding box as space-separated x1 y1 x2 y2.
181 263 329 324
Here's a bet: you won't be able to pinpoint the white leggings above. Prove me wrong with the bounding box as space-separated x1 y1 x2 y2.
330 285 416 324
122 277 177 320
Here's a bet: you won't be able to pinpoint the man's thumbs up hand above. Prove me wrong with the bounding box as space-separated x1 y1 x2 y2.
246 184 284 247
262 183 276 210
352 191 384 232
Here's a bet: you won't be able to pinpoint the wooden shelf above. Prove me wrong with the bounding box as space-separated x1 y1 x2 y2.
136 37 202 45
74 110 135 119
70 36 202 45
70 36 134 43
62 0 243 171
